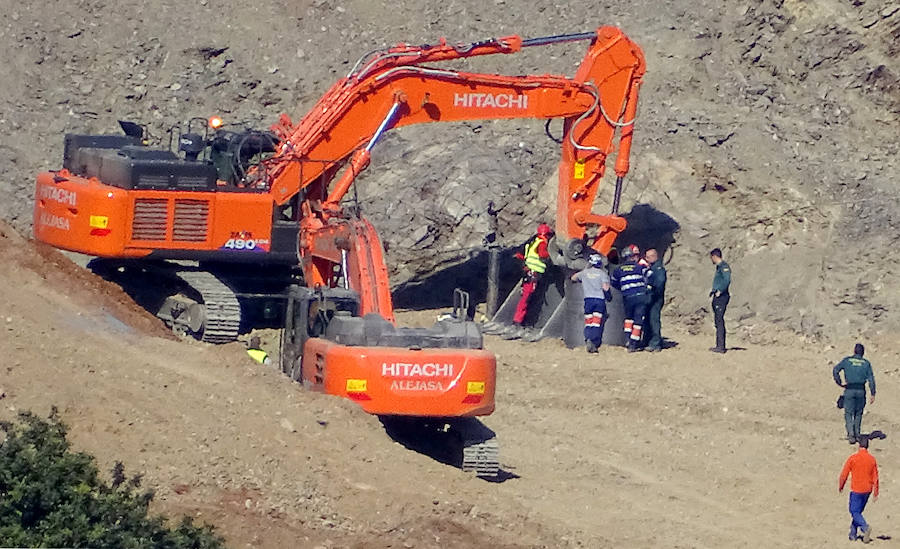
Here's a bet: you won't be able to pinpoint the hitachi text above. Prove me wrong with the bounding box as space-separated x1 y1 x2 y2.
453 93 528 109
39 185 77 206
382 362 455 378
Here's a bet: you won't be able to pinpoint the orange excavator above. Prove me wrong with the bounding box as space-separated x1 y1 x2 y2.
33 27 645 475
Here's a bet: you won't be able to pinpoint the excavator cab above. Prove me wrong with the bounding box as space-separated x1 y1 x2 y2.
280 286 361 381
207 128 278 188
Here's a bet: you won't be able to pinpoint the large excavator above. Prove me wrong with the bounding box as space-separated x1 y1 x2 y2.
33 27 645 476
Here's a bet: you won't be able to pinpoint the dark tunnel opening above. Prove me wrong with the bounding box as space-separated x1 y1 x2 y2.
391 203 680 315
392 247 524 315
610 203 681 263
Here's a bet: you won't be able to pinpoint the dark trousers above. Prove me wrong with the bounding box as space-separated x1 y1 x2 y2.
583 297 607 346
623 295 648 347
843 389 866 440
712 293 729 350
849 491 871 537
645 294 664 349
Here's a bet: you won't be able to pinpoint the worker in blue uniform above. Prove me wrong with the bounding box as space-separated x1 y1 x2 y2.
610 244 648 352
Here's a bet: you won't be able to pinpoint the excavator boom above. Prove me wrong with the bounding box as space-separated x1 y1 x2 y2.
267 27 644 249
33 25 645 336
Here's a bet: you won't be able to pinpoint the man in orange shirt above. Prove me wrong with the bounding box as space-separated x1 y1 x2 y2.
839 435 879 542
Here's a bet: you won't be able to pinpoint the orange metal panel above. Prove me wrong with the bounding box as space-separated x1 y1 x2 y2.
302 338 496 417
34 171 276 256
34 171 135 257
206 192 274 252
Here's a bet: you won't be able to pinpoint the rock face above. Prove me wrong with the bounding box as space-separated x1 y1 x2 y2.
1 0 898 339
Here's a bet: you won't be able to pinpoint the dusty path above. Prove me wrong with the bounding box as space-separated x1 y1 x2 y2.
1 228 898 548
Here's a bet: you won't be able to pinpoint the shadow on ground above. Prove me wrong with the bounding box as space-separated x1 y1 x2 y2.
378 416 518 483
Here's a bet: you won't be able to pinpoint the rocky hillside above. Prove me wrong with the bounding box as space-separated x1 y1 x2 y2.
1 0 898 339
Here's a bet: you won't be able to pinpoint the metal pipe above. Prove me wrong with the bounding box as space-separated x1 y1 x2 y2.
521 31 596 48
348 47 389 78
612 176 624 215
486 248 500 318
374 66 545 89
374 66 460 82
354 51 423 81
340 249 350 289
365 101 402 152
485 201 500 318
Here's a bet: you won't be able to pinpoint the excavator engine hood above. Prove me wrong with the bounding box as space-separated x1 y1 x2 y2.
302 338 496 417
282 287 495 417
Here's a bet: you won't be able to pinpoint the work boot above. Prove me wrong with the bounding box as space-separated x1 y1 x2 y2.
480 321 504 335
501 326 524 340
848 435 858 444
627 343 640 353
709 347 726 354
862 526 872 543
523 329 543 343
586 341 598 354
491 323 514 336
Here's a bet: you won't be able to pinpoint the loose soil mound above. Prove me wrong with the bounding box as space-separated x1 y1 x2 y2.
2 223 899 547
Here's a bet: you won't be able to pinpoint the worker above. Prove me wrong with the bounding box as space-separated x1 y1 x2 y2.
833 343 876 444
610 244 648 352
246 336 270 365
708 248 731 353
638 252 650 269
500 222 553 340
571 253 612 353
839 435 879 542
643 248 667 352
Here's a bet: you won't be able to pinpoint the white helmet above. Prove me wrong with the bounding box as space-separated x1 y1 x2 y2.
620 244 639 260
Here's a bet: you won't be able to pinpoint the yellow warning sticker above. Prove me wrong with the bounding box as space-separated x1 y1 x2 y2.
574 160 586 179
89 215 109 228
346 379 367 392
466 381 486 395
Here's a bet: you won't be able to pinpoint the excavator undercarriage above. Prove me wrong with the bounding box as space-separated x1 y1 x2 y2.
88 259 294 342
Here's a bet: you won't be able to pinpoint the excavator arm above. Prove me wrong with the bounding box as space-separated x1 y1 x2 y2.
33 26 644 336
264 27 644 253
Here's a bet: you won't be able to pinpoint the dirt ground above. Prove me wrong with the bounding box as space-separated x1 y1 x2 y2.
2 0 898 545
1 223 898 548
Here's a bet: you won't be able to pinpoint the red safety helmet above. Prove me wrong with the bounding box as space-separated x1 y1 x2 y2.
536 223 553 237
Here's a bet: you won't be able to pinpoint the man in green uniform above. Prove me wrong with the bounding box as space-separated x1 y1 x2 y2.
709 248 731 353
643 248 667 352
833 343 876 444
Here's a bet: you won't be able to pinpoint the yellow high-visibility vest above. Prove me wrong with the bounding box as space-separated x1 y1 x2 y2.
524 238 547 273
247 348 269 364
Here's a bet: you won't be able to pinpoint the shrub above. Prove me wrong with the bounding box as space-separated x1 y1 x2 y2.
0 408 225 548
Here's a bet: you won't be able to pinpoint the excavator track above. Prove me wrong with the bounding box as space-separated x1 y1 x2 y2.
88 259 244 344
462 436 500 478
452 417 500 478
378 416 500 479
172 270 242 343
